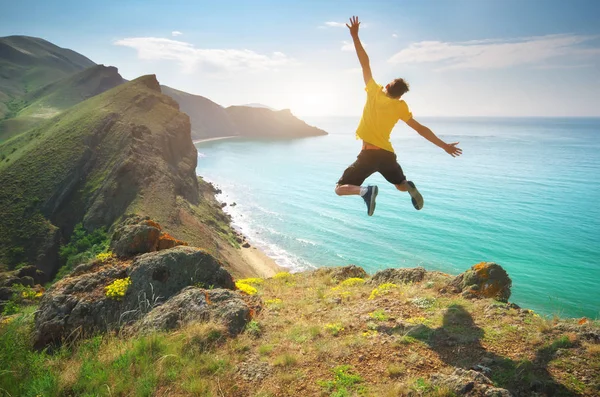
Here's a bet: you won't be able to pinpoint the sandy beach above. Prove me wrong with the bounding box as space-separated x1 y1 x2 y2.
193 136 237 145
238 245 283 278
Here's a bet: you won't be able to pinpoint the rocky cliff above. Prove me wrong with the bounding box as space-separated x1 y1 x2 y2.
0 75 250 281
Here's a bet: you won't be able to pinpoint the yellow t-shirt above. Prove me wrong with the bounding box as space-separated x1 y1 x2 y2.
355 78 412 153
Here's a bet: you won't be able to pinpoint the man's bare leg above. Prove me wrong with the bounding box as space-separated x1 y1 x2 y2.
335 184 378 216
335 184 361 196
395 180 423 210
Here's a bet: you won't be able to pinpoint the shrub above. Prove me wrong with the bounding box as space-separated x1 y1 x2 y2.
273 353 297 367
317 365 364 396
236 281 258 295
369 283 398 300
273 272 293 282
324 323 344 336
105 277 131 300
95 251 113 262
369 309 389 321
245 320 261 337
56 224 109 280
337 278 365 288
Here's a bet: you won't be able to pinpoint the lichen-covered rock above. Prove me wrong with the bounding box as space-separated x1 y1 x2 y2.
134 287 252 335
430 368 512 396
450 262 512 302
111 216 188 256
369 267 427 285
124 247 234 310
111 224 161 257
157 233 188 250
34 246 235 348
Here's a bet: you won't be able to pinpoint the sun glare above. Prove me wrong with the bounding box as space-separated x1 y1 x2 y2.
282 80 339 117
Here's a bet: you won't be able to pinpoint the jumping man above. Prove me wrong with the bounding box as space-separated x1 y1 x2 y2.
335 16 462 215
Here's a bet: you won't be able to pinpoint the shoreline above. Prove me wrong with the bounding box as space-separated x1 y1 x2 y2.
193 136 237 144
238 245 283 278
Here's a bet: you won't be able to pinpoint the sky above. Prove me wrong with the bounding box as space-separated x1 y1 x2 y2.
1 0 599 117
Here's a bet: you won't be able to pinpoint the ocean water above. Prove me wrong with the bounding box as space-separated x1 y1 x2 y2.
195 117 600 318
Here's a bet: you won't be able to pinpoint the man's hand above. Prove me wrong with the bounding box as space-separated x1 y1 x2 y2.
346 16 360 37
444 142 463 157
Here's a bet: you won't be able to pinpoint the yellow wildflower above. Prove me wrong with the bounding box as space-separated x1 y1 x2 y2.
368 283 398 300
236 282 258 295
236 277 264 286
105 277 131 300
96 252 113 262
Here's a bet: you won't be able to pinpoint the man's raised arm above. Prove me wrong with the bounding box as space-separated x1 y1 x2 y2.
406 118 463 157
346 16 372 85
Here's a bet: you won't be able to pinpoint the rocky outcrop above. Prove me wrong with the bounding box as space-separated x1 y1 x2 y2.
312 265 368 283
430 368 512 396
33 246 238 348
110 216 187 257
369 267 427 285
134 287 251 335
450 262 512 302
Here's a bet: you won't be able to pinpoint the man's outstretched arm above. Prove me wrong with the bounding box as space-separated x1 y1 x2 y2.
346 16 372 85
406 118 463 157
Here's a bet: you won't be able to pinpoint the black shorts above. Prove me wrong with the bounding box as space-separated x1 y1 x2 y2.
337 149 406 186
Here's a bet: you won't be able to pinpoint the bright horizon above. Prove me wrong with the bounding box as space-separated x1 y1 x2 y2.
1 0 599 117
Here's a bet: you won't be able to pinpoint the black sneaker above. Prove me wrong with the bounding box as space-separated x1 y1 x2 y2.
407 181 424 210
362 185 378 216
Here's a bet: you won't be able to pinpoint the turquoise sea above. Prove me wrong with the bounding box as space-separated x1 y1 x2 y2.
195 117 600 318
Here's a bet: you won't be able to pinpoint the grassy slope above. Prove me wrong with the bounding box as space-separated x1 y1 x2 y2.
0 74 258 278
1 270 598 396
0 35 94 106
0 75 187 274
0 65 124 140
0 35 96 140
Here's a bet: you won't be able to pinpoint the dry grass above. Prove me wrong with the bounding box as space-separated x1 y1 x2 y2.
3 269 598 396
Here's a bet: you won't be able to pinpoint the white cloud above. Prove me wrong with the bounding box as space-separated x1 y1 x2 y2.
171 31 183 37
388 34 600 70
114 37 292 74
325 21 346 28
392 33 398 38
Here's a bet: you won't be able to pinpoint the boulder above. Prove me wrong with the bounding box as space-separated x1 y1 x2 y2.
134 287 252 335
450 262 512 302
111 224 161 257
0 287 13 301
157 233 188 250
16 265 46 284
34 246 235 348
369 267 426 285
430 368 512 396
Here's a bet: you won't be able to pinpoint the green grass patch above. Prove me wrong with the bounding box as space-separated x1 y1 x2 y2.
317 365 364 397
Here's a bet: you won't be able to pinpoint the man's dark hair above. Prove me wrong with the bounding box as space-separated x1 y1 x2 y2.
387 78 410 99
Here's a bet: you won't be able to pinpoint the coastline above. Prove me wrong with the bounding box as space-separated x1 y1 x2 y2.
193 136 237 144
239 245 283 277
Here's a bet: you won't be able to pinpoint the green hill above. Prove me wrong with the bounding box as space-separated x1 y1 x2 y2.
0 64 124 141
0 75 246 280
162 85 327 140
225 106 327 138
161 85 238 140
0 35 94 119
